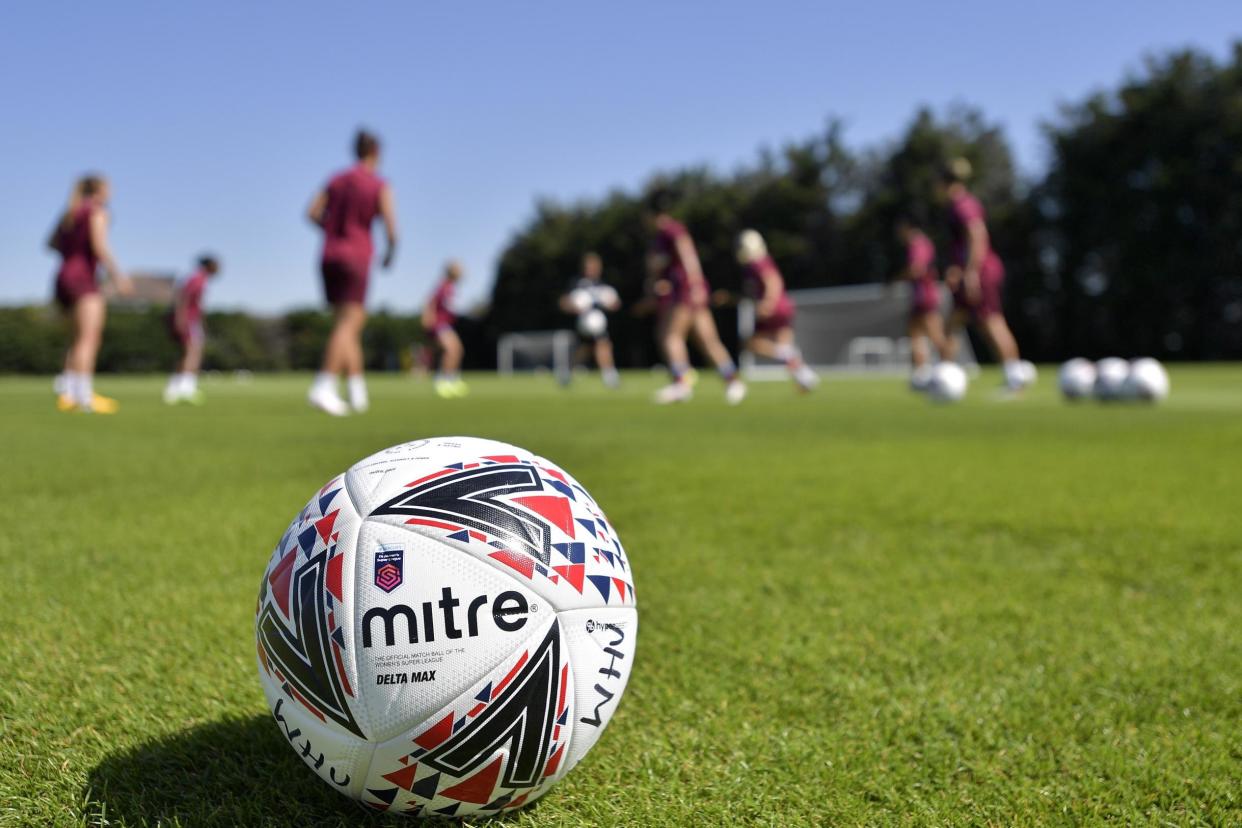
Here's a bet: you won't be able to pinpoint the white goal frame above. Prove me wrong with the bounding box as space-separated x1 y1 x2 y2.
496 330 577 381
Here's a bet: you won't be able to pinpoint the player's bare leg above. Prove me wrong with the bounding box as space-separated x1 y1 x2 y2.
64 294 115 413
979 312 1029 391
594 338 620 388
167 334 206 405
942 309 968 363
654 305 694 403
310 302 365 415
908 316 936 391
689 308 745 404
749 328 817 392
434 327 467 398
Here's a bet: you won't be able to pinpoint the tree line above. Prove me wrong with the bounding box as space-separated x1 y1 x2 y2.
3 43 1240 373
489 43 1242 364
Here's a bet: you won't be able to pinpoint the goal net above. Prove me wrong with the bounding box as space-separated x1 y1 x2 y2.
496 330 577 382
738 283 977 378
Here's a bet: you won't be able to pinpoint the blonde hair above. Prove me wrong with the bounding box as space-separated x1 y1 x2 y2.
61 174 105 230
736 229 768 264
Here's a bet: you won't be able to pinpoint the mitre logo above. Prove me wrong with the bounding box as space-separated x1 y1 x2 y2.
374 547 404 593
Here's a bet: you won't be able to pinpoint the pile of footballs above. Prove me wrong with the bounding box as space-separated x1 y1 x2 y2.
1058 357 1170 402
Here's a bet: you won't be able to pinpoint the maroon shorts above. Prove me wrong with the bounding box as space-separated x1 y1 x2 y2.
321 259 369 306
951 262 1004 321
53 269 99 310
166 314 204 347
910 278 940 318
754 299 795 335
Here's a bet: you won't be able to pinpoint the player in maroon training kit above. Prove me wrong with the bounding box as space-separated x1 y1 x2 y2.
937 159 1031 393
734 229 818 392
164 255 221 405
895 215 950 391
644 190 746 405
48 174 132 413
423 260 467 398
306 130 399 415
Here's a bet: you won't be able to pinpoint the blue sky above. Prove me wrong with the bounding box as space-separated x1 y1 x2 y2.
0 2 1237 313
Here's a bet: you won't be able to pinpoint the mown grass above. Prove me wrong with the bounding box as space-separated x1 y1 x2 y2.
0 367 1239 826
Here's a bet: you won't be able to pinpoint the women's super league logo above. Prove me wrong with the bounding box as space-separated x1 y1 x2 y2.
374 547 404 593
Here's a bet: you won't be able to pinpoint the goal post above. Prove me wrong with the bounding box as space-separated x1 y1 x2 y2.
738 282 977 378
497 330 577 383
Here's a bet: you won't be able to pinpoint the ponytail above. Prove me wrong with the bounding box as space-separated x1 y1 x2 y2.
60 174 104 230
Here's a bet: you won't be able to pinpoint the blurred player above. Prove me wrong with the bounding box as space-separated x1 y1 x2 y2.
306 129 399 415
559 252 621 388
937 158 1031 393
424 260 467 398
163 255 221 405
644 190 745 404
48 174 132 413
894 216 949 390
734 230 818 392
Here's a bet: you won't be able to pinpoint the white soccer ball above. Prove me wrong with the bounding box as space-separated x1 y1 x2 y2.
568 289 593 314
1058 358 1096 400
1019 360 1038 386
577 309 607 338
928 362 968 402
255 437 637 817
1094 357 1131 400
1124 358 1170 402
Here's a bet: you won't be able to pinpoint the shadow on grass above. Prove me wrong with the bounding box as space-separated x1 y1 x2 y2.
84 714 538 827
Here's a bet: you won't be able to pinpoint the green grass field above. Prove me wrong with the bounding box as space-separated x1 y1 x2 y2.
1 368 1240 827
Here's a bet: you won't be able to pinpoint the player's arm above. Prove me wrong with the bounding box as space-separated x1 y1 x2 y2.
675 234 705 285
963 218 988 298
421 292 437 329
89 207 131 294
378 185 399 269
306 190 328 228
559 292 577 314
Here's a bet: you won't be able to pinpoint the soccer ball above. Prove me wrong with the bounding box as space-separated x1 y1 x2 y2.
928 362 968 402
1093 358 1130 400
1124 358 1170 401
1058 358 1096 400
1019 360 1038 386
255 437 637 817
568 289 593 314
577 309 607 339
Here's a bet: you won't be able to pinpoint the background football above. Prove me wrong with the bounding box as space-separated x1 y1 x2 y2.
577 308 608 338
928 362 968 403
255 437 637 818
1058 358 1096 400
1093 357 1131 400
1124 357 1170 401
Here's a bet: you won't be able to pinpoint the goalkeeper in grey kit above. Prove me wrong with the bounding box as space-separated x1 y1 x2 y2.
560 252 622 387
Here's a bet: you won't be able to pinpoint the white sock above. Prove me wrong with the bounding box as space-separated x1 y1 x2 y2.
165 374 181 396
54 373 67 395
312 372 338 396
72 373 92 406
348 375 368 405
181 373 197 394
773 343 797 363
1003 360 1024 390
